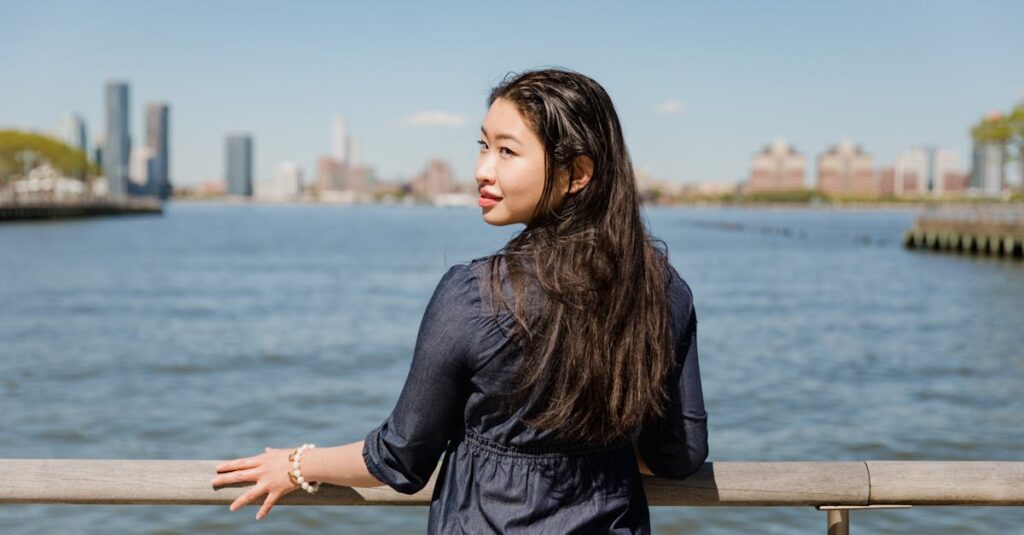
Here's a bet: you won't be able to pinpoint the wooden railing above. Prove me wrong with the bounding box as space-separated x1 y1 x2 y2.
2 460 1023 534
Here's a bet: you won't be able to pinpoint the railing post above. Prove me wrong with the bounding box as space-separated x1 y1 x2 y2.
826 509 849 535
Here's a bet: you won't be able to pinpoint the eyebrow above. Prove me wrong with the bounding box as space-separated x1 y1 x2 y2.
480 126 521 144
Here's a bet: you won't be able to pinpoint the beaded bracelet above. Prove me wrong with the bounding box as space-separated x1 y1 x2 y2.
289 443 321 494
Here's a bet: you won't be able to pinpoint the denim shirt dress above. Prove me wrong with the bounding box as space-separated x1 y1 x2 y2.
362 255 708 534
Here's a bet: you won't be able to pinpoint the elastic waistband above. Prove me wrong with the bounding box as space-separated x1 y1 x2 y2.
462 429 630 460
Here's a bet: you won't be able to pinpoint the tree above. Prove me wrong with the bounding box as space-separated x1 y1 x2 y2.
0 130 97 185
971 105 1024 192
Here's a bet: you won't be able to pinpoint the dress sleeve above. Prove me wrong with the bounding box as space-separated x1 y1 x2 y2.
636 267 709 479
362 264 480 494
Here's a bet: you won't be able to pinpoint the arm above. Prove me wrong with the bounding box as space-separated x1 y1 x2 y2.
636 278 709 479
212 264 479 517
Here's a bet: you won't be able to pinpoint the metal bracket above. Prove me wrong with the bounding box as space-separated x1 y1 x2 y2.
815 505 912 534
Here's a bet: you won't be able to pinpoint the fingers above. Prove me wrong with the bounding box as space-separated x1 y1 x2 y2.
256 491 281 521
211 467 261 488
229 484 266 513
216 455 262 473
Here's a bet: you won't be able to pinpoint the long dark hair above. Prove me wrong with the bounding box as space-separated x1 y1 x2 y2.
485 68 674 444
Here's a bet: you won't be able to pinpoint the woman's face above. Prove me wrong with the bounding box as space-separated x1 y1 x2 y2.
476 98 563 226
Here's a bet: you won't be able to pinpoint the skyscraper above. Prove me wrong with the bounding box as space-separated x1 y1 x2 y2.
59 114 88 156
970 141 1006 196
146 102 171 199
225 133 254 197
103 81 131 197
332 117 349 165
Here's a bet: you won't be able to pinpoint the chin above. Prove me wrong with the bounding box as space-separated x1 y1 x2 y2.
481 210 516 227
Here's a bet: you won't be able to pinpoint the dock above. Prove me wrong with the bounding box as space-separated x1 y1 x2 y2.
0 197 163 222
903 204 1024 259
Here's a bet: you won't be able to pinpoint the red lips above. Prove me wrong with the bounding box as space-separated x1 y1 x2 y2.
479 189 503 200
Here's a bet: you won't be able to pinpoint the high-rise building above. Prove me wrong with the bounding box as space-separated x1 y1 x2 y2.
816 141 876 196
103 81 131 197
225 133 254 197
970 141 1006 196
349 136 362 167
145 102 171 199
332 117 349 165
746 139 806 192
58 114 88 156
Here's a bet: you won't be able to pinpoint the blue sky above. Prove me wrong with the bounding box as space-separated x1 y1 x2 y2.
2 1 1022 186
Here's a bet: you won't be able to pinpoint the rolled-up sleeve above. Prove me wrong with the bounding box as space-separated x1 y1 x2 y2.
362 264 480 494
637 270 709 479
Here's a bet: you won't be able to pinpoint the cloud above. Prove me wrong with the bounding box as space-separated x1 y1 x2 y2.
653 99 685 116
406 111 466 127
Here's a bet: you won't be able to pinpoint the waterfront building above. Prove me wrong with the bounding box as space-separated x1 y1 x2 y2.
746 139 806 192
895 148 963 196
103 81 131 197
225 133 254 197
816 141 876 196
145 102 171 199
270 161 303 199
970 141 1006 196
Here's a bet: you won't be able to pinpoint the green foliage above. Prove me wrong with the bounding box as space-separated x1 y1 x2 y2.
971 103 1024 154
730 189 825 203
0 130 97 183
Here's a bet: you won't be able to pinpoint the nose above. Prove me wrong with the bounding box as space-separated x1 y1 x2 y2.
475 153 496 186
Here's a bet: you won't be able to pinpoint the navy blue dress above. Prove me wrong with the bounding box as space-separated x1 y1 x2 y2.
362 255 708 534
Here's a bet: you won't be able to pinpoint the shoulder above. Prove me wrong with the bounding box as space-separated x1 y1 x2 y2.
428 258 489 315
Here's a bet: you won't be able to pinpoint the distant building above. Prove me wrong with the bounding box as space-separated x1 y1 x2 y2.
970 141 1006 196
103 81 131 197
895 148 961 196
747 139 806 192
225 133 254 197
817 141 875 196
349 136 363 167
145 102 171 199
332 117 349 165
316 156 342 193
876 167 897 197
129 145 155 188
263 161 303 199
410 159 456 200
58 114 88 156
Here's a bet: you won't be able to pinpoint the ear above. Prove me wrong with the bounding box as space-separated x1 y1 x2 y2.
568 155 594 194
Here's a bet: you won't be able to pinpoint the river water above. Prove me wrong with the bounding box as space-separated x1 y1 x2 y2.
2 202 1022 533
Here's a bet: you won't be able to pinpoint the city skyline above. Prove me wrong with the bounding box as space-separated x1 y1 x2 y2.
3 1 1023 187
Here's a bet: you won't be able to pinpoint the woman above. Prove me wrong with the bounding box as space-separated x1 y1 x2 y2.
211 68 708 533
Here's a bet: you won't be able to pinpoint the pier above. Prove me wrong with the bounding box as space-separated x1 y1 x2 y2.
904 204 1024 259
2 459 1023 534
0 198 163 222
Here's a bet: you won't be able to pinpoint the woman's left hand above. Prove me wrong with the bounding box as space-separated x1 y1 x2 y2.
211 446 299 520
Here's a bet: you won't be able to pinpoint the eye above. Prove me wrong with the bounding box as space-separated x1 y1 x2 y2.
476 140 487 151
499 147 514 157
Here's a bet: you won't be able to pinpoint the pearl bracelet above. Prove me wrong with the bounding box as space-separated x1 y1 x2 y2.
290 443 321 494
